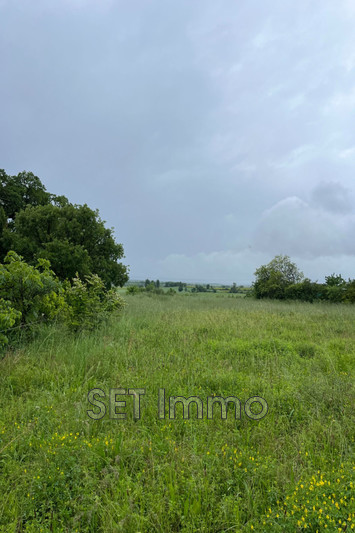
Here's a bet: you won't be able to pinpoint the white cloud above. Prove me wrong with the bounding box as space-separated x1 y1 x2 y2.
253 189 355 259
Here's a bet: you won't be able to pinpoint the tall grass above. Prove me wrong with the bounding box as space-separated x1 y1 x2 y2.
0 294 354 531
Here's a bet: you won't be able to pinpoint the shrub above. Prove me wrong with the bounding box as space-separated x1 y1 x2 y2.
63 274 125 331
0 251 126 350
0 298 22 348
0 251 63 325
126 285 144 295
285 279 320 302
343 279 355 303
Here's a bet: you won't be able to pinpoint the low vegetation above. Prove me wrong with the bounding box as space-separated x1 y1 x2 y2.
0 294 354 531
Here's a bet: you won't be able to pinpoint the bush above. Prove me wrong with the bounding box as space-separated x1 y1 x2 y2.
0 251 64 325
0 298 21 348
343 279 355 303
0 252 126 348
63 274 125 331
285 279 320 302
126 285 144 295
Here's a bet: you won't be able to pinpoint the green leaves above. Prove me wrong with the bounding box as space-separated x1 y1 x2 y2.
253 255 304 299
0 169 128 350
0 298 21 348
0 169 50 221
253 255 355 303
0 251 62 347
0 252 126 349
3 202 128 288
62 273 125 331
1 169 128 287
0 251 62 325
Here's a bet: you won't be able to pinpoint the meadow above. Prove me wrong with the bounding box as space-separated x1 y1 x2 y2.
0 293 354 532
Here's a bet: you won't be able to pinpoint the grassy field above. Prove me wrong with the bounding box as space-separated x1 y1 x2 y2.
0 294 354 532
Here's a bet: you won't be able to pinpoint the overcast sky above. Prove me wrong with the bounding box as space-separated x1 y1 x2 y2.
1 0 355 283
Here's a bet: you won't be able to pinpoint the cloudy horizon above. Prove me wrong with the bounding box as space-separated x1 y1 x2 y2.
1 0 355 284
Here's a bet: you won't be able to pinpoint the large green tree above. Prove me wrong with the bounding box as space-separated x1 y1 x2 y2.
253 255 304 299
0 170 128 288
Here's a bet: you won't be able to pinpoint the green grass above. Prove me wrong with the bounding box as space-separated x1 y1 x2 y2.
0 294 354 532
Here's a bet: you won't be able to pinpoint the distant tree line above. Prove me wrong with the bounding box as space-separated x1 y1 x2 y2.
253 255 355 303
191 284 216 293
164 281 187 291
127 280 250 295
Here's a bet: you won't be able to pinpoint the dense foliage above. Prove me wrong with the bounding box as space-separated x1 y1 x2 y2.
0 252 125 347
0 169 128 288
63 273 125 331
0 169 50 221
0 169 127 348
253 255 355 303
0 298 21 348
0 251 62 321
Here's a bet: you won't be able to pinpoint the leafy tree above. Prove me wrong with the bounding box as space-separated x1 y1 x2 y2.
36 239 92 281
323 273 346 302
2 203 128 287
343 279 355 303
194 284 208 292
325 285 344 303
230 282 238 294
253 255 304 299
0 206 6 237
0 169 128 288
0 169 50 221
325 273 346 287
